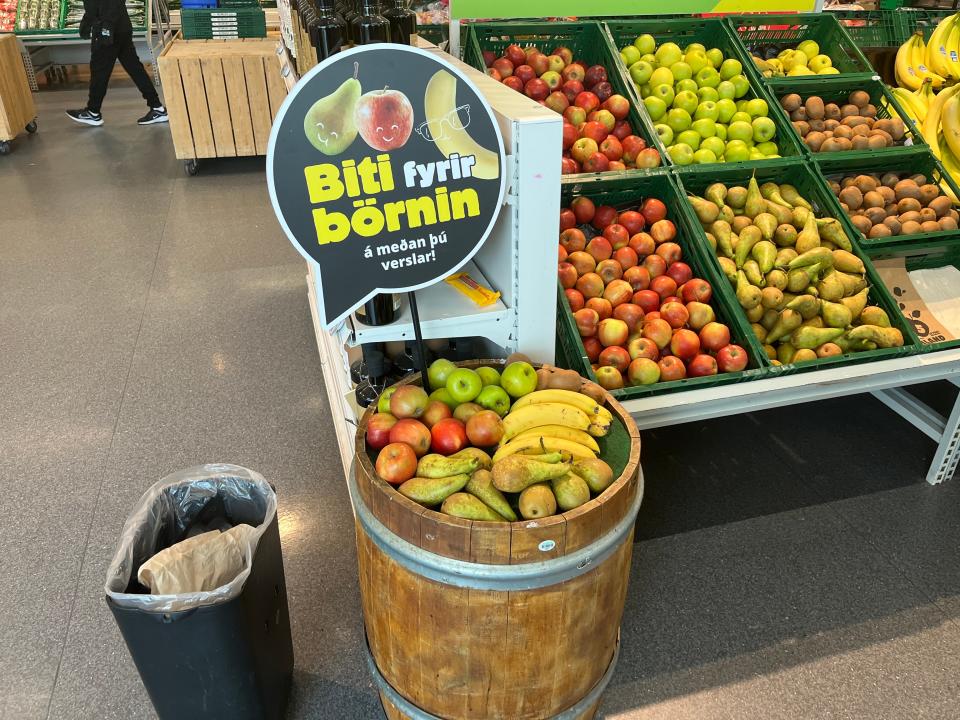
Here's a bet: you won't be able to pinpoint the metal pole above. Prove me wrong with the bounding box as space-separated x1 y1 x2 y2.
408 291 430 392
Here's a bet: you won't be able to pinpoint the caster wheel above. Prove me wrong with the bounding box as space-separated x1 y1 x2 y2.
26 120 37 133
0 142 10 155
184 159 199 176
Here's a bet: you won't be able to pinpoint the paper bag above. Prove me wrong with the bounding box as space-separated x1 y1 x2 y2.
873 258 960 345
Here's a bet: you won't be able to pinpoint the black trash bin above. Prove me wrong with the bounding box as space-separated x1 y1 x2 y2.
105 464 294 720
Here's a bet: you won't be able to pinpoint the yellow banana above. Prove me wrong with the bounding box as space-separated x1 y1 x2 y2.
926 14 954 79
510 388 612 422
492 436 597 463
912 33 949 88
923 83 960 158
941 95 960 167
504 424 600 453
502 402 591 440
937 137 960 203
423 70 500 180
890 87 925 124
946 14 960 81
896 35 922 90
918 79 935 121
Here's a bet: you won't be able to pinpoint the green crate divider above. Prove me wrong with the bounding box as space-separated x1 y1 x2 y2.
893 7 956 43
768 74 927 161
553 169 771 400
464 21 664 181
673 159 921 374
601 17 806 171
812 145 960 250
724 12 876 80
828 9 900 47
862 238 960 351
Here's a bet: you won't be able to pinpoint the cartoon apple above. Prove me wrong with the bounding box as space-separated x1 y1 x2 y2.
354 87 414 151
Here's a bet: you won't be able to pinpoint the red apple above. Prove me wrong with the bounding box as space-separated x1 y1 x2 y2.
642 318 673 349
528 52 550 76
666 261 693 286
680 278 713 304
643 253 667 278
355 88 414 151
503 76 524 92
562 62 586 83
617 210 645 236
650 219 677 244
656 242 683 266
558 262 578 289
592 205 618 231
658 356 686 381
553 46 574 65
628 336 659 361
582 152 610 173
559 208 576 231
627 357 660 385
465 410 504 447
390 384 429 419
558 244 567 263
594 365 624 391
568 250 596 276
613 302 644 333
629 232 656 258
389 418 431 457
571 196 595 224
585 297 613 320
623 265 651 291
602 94 630 120
635 147 661 168
612 120 633 141
366 412 397 449
641 198 668 224
598 317 630 347
660 301 690 329
592 81 614 103
582 336 603 362
717 344 749 372
514 64 536 85
603 223 630 250
421 400 452 429
634 289 661 314
700 322 732 352
482 50 496 67
492 57 514 78
571 137 599 164
670 328 700 361
579 121 608 144
575 91 601 113
563 102 586 125
662 295 682 306
486 68 502 82
599 135 623 161
645 311 662 321
524 78 550 101
586 236 613 262
621 135 647 164
574 308 600 337
375 442 418 484
564 288 585 312
686 301 715 330
576 272 604 299
687 354 718 377
559 227 587 253
505 44 526 66
584 64 607 87
613 246 639 270
599 345 631 373
547 91 570 114
561 157 579 175
650 275 678 300
596 258 623 284
603 279 633 307
589 109 616 133
562 79 585 104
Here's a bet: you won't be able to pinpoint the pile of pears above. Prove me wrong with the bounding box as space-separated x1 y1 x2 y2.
687 177 905 366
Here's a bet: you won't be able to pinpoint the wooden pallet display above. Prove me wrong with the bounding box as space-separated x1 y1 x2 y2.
0 35 37 144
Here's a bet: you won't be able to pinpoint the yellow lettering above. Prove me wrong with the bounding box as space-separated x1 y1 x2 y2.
304 164 344 204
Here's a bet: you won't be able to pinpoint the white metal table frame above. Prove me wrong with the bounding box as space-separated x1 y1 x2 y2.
620 350 960 485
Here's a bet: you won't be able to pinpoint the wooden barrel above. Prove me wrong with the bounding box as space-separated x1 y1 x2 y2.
351 361 642 720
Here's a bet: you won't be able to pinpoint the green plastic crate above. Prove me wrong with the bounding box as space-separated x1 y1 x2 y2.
673 159 920 374
893 7 956 43
725 12 875 80
464 21 663 181
813 146 960 250
770 74 927 161
554 170 770 400
181 7 266 38
863 238 960 351
828 9 900 47
602 17 806 171
14 0 66 34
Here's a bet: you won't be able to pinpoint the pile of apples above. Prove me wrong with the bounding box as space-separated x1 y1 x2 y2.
618 34 781 165
482 43 660 173
558 194 749 388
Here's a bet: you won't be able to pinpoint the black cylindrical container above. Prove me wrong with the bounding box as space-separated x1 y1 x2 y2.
350 0 391 45
383 0 416 46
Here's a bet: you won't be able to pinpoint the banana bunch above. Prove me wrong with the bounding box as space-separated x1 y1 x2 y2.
496 390 612 462
922 13 960 83
752 55 785 78
887 79 933 125
895 32 949 91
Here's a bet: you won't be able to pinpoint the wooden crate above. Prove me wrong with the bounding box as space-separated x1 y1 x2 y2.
157 36 287 161
0 35 36 143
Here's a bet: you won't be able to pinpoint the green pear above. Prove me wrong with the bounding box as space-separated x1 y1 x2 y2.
780 184 813 211
831 249 865 274
752 240 777 273
417 453 479 479
737 270 763 309
492 455 570 493
790 326 844 350
848 325 903 348
726 186 748 209
718 256 738 285
795 212 821 254
816 218 853 251
451 447 492 471
859 306 891 327
833 271 861 297
816 270 845 302
777 342 796 364
761 182 793 207
766 308 802 344
398 474 470 506
745 175 766 219
788 247 833 270
786 293 821 320
753 212 778 241
801 315 825 328
466 469 516 521
519 483 557 520
735 225 763 268
710 220 735 259
304 65 361 155
840 288 870 318
744 259 765 287
766 268 788 290
551 473 591 511
442 492 506 521
774 223 798 247
821 300 854 329
706 182 728 207
775 247 799 267
766 201 795 226
690 195 720 225
761 307 781 330
792 206 811 229
719 205 736 224
571 458 615 493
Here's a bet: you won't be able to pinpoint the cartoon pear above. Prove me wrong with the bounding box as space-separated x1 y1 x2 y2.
303 62 361 155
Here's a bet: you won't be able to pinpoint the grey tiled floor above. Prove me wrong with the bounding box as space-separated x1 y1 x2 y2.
2 86 959 720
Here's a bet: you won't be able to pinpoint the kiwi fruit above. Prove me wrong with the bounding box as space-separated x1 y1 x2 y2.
881 172 901 188
849 90 870 108
863 104 878 118
804 131 826 152
807 118 825 133
899 210 922 224
928 194 953 218
872 119 893 136
920 207 938 222
839 186 863 210
939 216 959 231
824 103 842 120
894 179 922 201
888 119 906 140
883 216 902 235
841 103 860 117
919 184 941 205
781 93 802 112
911 173 927 185
790 107 807 122
870 128 893 145
921 220 943 233
805 96 825 120
829 179 842 195
897 197 922 214
865 134 887 150
793 120 810 136
865 206 888 225
824 119 840 131
820 137 843 152
834 136 853 151
868 224 892 238
833 125 853 140
877 186 896 204
855 175 878 193
851 124 872 137
841 176 857 188
850 215 873 235
839 202 850 213
884 203 899 216
849 135 868 150
842 115 871 128
901 220 923 235
950 209 960 222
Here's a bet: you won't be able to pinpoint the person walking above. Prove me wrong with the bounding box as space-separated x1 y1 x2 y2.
66 0 168 126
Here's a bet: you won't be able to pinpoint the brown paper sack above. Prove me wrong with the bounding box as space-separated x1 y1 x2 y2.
873 258 960 345
138 524 258 595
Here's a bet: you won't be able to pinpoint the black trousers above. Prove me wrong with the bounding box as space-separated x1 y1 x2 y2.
87 31 161 113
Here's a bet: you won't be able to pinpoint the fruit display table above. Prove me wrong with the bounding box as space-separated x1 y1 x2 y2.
157 35 288 175
0 34 37 154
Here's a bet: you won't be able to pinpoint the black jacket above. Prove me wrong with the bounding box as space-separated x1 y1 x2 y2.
80 0 132 39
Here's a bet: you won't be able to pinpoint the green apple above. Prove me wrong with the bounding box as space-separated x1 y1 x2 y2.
378 386 397 414
808 54 832 73
670 61 693 82
797 39 820 59
644 95 668 121
446 368 483 403
788 65 816 76
693 148 717 164
752 116 776 143
719 58 743 81
667 143 695 165
640 53 657 65
691 117 716 138
685 42 706 54
705 47 724 69
731 74 751 98
500 361 538 398
695 66 720 88
700 135 726 157
427 358 457 390
750 148 766 160
727 120 753 143
684 50 709 74
676 78 699 95
714 123 727 141
639 84 652 98
676 129 701 149
716 98 737 123
716 80 736 101
651 83 675 107
621 45 642 66
673 90 698 115
655 42 683 67
429 387 457 411
730 111 753 125
746 97 769 118
633 33 656 55
817 67 840 75
697 87 720 103
655 123 674 145
694 100 719 121
649 66 674 89
736 99 748 112
666 107 692 134
629 60 654 86
755 140 779 156
724 139 750 162
476 366 501 387
476 384 511 416
781 50 808 71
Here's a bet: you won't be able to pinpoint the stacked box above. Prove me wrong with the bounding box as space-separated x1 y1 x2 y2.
181 6 266 39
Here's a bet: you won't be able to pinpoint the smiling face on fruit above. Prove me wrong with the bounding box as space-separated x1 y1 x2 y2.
355 87 415 151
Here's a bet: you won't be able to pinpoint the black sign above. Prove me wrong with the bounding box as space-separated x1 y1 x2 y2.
268 45 507 327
